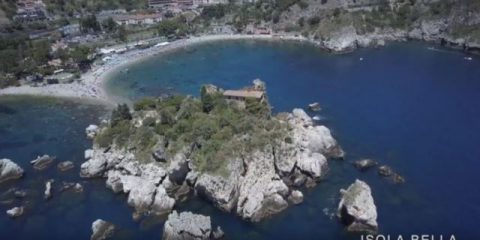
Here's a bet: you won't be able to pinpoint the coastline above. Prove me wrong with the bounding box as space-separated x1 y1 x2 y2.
0 32 475 104
0 34 312 105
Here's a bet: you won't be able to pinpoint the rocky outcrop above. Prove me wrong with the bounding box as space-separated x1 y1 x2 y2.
91 219 115 240
30 155 55 170
57 161 74 172
81 108 343 222
288 190 304 205
86 125 100 139
378 165 405 184
6 206 24 218
353 159 378 171
236 148 289 222
0 159 24 184
337 180 378 234
162 211 213 240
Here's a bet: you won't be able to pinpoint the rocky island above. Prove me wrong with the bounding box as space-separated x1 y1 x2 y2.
80 80 344 223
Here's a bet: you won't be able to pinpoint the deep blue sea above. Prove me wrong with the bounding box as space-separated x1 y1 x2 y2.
2 40 480 239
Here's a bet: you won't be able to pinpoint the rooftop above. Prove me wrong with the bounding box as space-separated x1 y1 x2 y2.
223 90 264 99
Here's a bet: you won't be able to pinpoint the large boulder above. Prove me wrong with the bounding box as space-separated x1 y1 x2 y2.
337 180 378 234
236 149 289 222
194 157 243 212
0 159 24 184
163 211 212 240
90 219 115 240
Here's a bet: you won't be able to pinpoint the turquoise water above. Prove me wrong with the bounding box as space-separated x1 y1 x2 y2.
2 40 480 239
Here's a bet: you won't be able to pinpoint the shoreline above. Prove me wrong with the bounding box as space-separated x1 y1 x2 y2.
0 34 312 105
0 33 475 104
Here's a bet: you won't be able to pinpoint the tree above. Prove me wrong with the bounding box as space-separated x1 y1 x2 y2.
80 15 101 33
200 86 215 113
102 17 118 33
111 104 132 127
70 45 92 70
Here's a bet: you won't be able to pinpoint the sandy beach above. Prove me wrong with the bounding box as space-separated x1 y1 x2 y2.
0 34 312 105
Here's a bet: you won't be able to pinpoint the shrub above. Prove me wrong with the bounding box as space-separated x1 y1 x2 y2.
134 97 157 111
111 104 132 127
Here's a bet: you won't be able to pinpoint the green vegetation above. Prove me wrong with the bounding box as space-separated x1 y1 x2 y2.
95 85 288 176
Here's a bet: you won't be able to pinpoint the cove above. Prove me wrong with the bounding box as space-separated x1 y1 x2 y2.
107 40 480 239
0 40 479 239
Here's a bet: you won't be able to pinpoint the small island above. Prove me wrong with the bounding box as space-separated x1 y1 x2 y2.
80 79 344 222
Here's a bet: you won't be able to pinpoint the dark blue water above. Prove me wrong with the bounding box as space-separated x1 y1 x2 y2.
2 40 480 239
107 40 480 239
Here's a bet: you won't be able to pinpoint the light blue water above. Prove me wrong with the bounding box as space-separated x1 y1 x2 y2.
1 40 480 239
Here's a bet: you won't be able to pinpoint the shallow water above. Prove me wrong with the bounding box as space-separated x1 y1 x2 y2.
1 40 480 239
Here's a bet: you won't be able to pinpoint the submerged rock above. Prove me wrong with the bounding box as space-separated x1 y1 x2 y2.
163 211 212 240
30 155 55 170
6 206 24 218
91 219 115 240
378 165 393 177
57 161 74 172
212 226 225 239
378 165 405 184
353 159 378 171
0 159 24 184
337 179 378 234
308 102 321 112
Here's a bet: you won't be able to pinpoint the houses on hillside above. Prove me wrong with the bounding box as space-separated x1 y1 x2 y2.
112 13 163 26
14 0 48 22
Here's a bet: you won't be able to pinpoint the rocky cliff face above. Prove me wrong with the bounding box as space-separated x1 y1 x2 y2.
80 108 343 222
273 0 480 53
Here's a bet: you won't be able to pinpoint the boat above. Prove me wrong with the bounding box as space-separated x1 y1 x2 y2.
312 115 322 121
465 57 473 61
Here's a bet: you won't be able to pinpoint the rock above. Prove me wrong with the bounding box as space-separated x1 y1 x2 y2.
288 190 304 205
391 173 406 184
74 183 84 192
86 124 100 139
80 153 107 178
6 206 24 218
308 102 321 112
91 219 115 240
85 149 94 160
0 159 24 184
353 159 378 171
57 161 74 172
152 149 167 162
44 180 53 200
337 180 378 234
323 26 358 53
150 185 175 215
194 158 243 212
296 152 328 180
163 211 212 240
378 165 393 177
185 171 198 186
167 152 190 184
14 190 27 198
236 149 289 222
212 226 225 239
60 182 75 192
30 155 55 170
